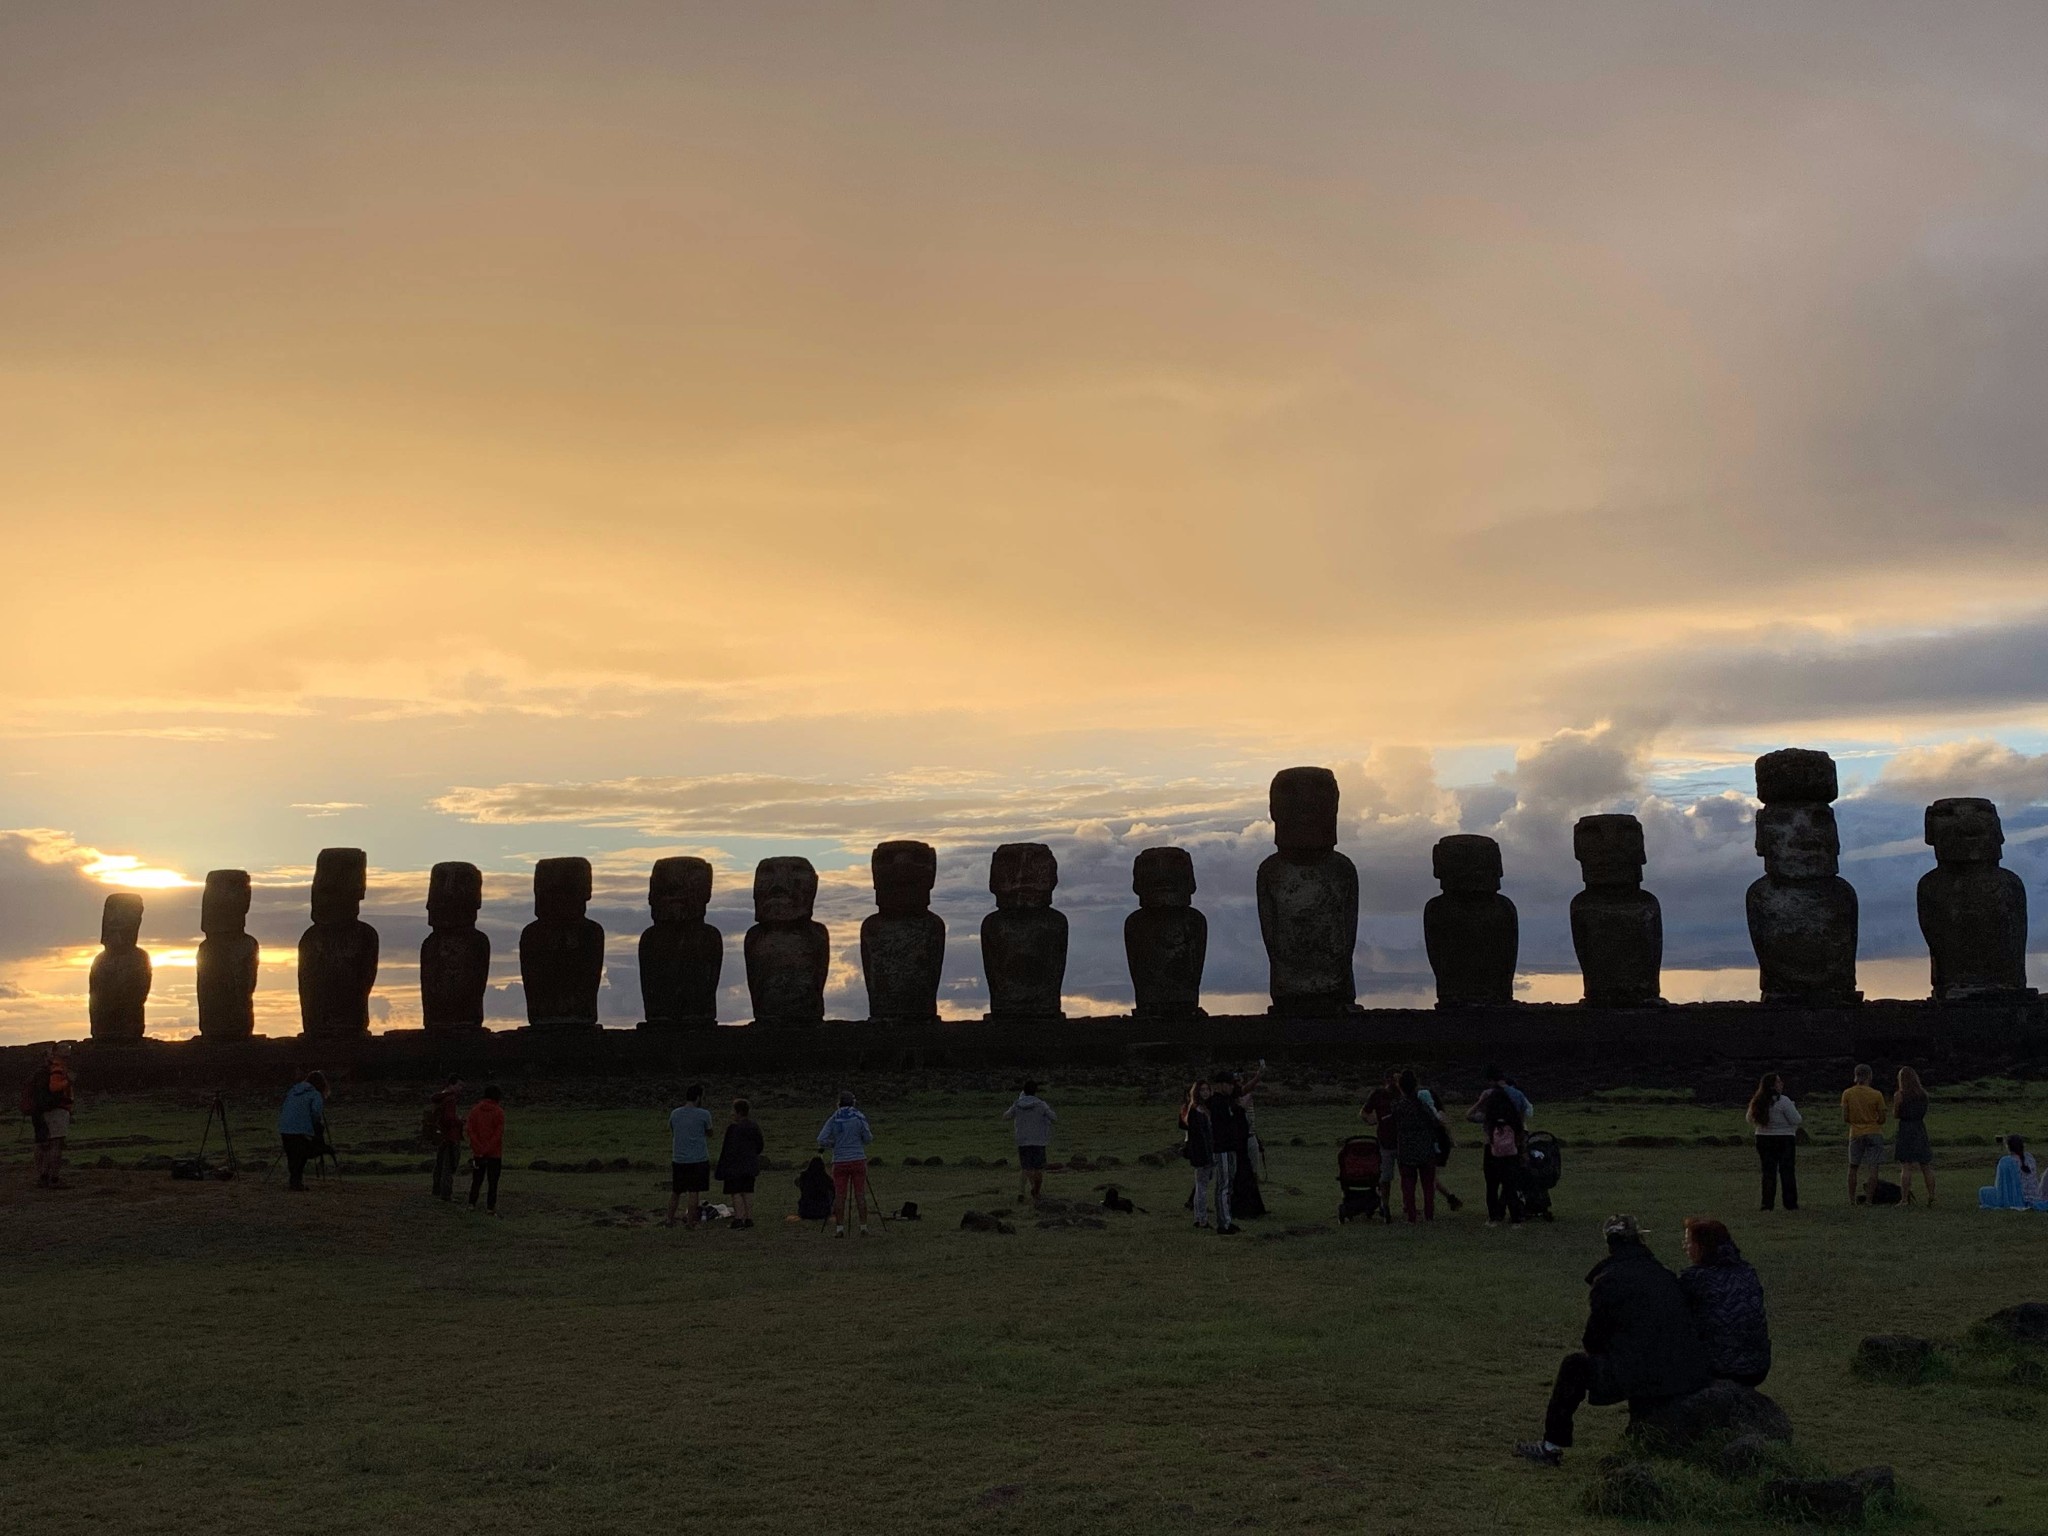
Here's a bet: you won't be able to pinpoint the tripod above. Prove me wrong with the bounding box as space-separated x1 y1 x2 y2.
195 1090 238 1179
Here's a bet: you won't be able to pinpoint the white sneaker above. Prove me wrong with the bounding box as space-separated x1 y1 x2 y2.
835 1225 846 1237
860 1224 871 1236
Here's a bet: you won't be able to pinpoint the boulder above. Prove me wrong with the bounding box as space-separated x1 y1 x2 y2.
1762 1476 1865 1525
1629 1380 1793 1451
959 1210 1015 1234
1715 1434 1782 1479
1980 1302 2048 1345
1853 1334 1941 1384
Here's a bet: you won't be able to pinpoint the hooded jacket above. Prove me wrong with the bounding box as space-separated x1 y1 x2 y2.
278 1081 326 1138
1582 1243 1712 1402
1678 1242 1771 1381
1003 1094 1057 1147
816 1105 873 1164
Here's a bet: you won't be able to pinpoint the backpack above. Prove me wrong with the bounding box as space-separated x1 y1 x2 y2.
1488 1123 1520 1158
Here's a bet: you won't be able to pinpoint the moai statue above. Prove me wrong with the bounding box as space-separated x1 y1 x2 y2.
520 856 604 1028
982 843 1067 1023
1746 749 1859 1006
420 861 489 1032
1256 767 1359 1015
1919 797 2031 1001
1570 814 1664 1007
196 869 259 1042
299 848 379 1039
745 856 829 1024
1424 834 1518 1007
1124 846 1207 1020
639 856 723 1028
860 840 945 1024
88 893 152 1041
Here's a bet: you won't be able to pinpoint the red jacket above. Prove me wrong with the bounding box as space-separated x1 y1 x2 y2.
465 1099 505 1159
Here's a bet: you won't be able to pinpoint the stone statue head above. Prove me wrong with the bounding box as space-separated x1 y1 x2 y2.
989 843 1058 909
1432 833 1503 894
1132 846 1196 908
1755 748 1839 805
753 856 819 923
649 856 714 923
427 862 483 929
201 870 251 936
311 848 368 924
1573 814 1646 886
1925 797 2004 865
100 892 144 949
871 841 937 916
1755 802 1840 880
1269 767 1340 854
534 857 593 922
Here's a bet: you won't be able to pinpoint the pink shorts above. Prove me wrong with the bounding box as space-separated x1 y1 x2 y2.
830 1159 868 1196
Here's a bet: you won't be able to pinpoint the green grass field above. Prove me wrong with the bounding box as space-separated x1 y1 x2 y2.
8 1073 2048 1535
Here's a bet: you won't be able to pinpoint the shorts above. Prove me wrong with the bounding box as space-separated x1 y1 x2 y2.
721 1174 756 1195
43 1109 71 1140
1848 1134 1886 1167
830 1159 869 1197
671 1160 711 1194
1017 1144 1048 1171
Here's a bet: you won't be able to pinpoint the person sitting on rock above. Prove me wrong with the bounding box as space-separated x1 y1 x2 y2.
1514 1213 1710 1467
1677 1217 1771 1387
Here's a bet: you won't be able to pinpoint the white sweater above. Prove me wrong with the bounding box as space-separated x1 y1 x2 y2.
1753 1096 1803 1136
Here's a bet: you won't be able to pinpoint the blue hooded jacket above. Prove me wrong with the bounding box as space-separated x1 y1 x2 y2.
278 1080 326 1137
816 1105 873 1164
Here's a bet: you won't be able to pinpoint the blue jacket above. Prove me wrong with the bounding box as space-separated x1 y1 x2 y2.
278 1081 326 1137
816 1106 873 1163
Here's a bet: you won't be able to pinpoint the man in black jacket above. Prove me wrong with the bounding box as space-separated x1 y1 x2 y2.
1515 1214 1711 1466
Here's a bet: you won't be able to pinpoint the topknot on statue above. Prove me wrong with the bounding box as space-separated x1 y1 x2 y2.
1755 749 1838 806
1269 766 1340 854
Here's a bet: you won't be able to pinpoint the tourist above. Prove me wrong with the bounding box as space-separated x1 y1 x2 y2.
1238 1060 1267 1175
1677 1217 1771 1387
715 1098 765 1228
1746 1072 1802 1212
465 1085 505 1215
816 1090 875 1238
1361 1071 1401 1209
428 1076 463 1202
1466 1080 1526 1225
1392 1069 1448 1223
24 1047 73 1189
667 1083 714 1229
1180 1080 1228 1232
1841 1064 1888 1205
1893 1067 1935 1207
276 1071 329 1192
1482 1062 1535 1124
1212 1071 1262 1222
1979 1135 2046 1211
1415 1079 1466 1212
1003 1081 1057 1204
1514 1214 1711 1467
795 1155 835 1222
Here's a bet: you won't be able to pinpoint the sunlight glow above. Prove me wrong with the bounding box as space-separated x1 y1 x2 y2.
82 854 197 890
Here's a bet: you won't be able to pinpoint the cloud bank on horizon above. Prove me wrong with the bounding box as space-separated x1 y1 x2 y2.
3 3 2048 1038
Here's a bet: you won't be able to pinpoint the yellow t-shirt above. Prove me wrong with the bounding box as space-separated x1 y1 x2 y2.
1841 1085 1887 1139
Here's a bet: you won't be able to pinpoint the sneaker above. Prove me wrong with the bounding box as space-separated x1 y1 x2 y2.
835 1225 846 1237
1442 1192 1464 1212
1218 1224 1241 1236
1513 1442 1563 1468
860 1225 871 1236
1487 1220 1502 1228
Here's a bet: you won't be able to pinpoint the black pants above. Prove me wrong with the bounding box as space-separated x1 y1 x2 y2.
433 1142 460 1200
1484 1152 1525 1222
1757 1136 1799 1210
1544 1352 1622 1447
282 1133 313 1190
469 1156 502 1211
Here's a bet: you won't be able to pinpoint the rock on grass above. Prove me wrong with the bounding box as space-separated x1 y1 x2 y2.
1853 1334 1944 1384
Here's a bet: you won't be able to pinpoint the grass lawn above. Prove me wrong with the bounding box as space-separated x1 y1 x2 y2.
6 1072 2048 1535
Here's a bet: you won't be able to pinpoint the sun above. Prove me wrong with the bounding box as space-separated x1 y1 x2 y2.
81 854 196 890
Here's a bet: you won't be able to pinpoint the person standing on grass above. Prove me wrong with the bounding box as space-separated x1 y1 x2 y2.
1004 1081 1056 1204
1361 1071 1401 1211
1842 1064 1888 1205
465 1085 505 1216
1482 1062 1534 1124
817 1090 875 1237
1747 1072 1802 1212
25 1048 74 1189
1678 1218 1771 1388
1467 1081 1526 1226
1514 1214 1711 1468
1392 1069 1448 1223
428 1076 463 1202
1180 1080 1222 1231
1210 1071 1256 1226
1893 1067 1936 1207
667 1083 714 1229
715 1098 765 1229
276 1071 329 1192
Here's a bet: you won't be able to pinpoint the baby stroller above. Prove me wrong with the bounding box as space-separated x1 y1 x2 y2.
1337 1137 1387 1223
1521 1130 1561 1221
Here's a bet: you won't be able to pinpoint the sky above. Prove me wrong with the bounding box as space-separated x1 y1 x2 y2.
6 1 2048 1041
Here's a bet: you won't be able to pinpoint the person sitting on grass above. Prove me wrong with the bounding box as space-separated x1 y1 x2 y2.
1677 1217 1770 1387
464 1085 505 1216
795 1155 835 1222
715 1098 765 1229
1979 1135 2048 1211
1003 1081 1056 1205
1514 1214 1711 1467
667 1083 714 1230
817 1090 875 1238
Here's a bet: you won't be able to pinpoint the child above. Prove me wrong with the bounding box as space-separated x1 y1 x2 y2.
465 1085 505 1215
715 1099 765 1229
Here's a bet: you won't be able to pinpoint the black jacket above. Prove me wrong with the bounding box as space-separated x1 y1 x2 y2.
1678 1244 1771 1381
1583 1244 1713 1401
715 1119 765 1182
1210 1096 1250 1157
1182 1106 1215 1165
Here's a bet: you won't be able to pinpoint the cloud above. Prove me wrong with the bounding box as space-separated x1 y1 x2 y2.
0 830 201 963
290 802 368 816
1863 739 2048 806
